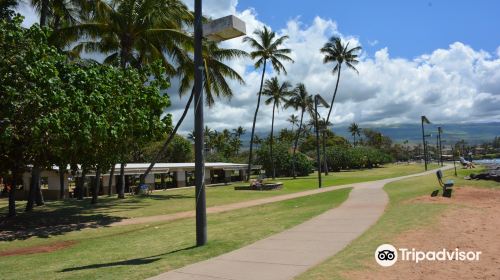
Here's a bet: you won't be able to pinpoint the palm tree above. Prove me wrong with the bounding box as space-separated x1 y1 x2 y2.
263 77 291 179
243 26 293 180
59 0 192 71
287 114 299 133
231 126 245 155
285 83 314 178
187 130 195 141
57 0 192 197
141 42 247 181
348 122 361 146
320 37 362 124
30 0 81 29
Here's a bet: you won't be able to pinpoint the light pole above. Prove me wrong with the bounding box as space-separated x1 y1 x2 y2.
314 95 329 188
437 126 444 166
452 145 457 176
421 116 431 170
193 2 245 246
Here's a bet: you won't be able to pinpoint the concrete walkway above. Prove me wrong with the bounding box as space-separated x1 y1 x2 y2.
148 166 451 280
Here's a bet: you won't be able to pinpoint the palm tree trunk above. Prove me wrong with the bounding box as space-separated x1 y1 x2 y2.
118 163 125 199
292 108 305 179
353 134 356 147
324 65 342 174
108 164 115 196
8 168 17 217
59 165 66 199
142 87 195 181
39 0 49 27
323 131 328 175
326 65 342 123
91 167 101 204
247 59 267 180
270 102 276 179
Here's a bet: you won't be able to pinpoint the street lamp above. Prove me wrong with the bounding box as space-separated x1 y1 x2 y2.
437 126 444 166
314 95 329 188
421 116 431 170
193 1 246 246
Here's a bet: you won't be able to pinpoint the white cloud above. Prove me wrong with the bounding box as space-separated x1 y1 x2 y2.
167 3 500 135
16 1 500 136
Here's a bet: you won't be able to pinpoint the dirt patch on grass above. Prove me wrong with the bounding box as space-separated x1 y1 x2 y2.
0 240 77 257
409 186 500 206
344 187 500 280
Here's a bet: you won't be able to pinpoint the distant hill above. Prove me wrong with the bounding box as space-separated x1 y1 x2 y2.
238 122 500 147
333 122 500 145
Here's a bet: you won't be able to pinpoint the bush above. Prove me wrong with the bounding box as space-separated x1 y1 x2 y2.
256 142 313 177
325 146 392 171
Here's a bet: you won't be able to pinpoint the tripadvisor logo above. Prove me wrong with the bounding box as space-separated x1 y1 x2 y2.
375 244 482 267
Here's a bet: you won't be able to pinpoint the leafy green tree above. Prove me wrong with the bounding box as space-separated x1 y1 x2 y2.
285 83 313 178
0 0 17 20
362 128 392 151
262 77 292 179
320 37 361 123
1 18 170 209
57 0 190 193
256 141 312 177
142 134 192 163
244 26 293 180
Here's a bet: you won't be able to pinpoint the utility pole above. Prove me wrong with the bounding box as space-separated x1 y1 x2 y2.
193 0 206 246
314 97 322 188
421 116 430 171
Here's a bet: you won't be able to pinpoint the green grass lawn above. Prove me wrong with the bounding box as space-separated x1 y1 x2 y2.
296 166 499 280
0 188 351 280
0 163 435 222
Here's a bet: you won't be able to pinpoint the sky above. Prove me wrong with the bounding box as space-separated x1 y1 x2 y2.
16 0 500 135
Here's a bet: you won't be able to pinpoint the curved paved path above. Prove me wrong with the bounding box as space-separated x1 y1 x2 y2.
149 166 451 280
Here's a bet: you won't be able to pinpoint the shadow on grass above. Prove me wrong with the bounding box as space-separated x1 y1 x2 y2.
0 194 193 241
59 245 197 272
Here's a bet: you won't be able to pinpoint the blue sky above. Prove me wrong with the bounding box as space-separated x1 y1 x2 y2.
16 0 500 134
238 0 499 59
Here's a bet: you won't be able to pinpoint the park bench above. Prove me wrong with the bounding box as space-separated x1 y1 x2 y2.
436 170 454 198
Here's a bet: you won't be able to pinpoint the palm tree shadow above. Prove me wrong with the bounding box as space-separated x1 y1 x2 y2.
59 245 197 272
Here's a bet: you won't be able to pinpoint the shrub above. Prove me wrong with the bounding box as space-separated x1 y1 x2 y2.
256 142 313 177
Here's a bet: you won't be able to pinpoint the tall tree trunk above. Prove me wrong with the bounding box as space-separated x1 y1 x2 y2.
91 167 101 204
25 167 36 211
292 109 305 179
324 65 342 174
35 172 44 206
118 163 125 199
107 164 115 196
59 165 66 199
39 0 49 27
142 87 194 181
325 65 342 123
8 168 17 217
77 169 86 200
270 102 276 179
353 134 356 147
247 59 267 180
323 131 328 175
